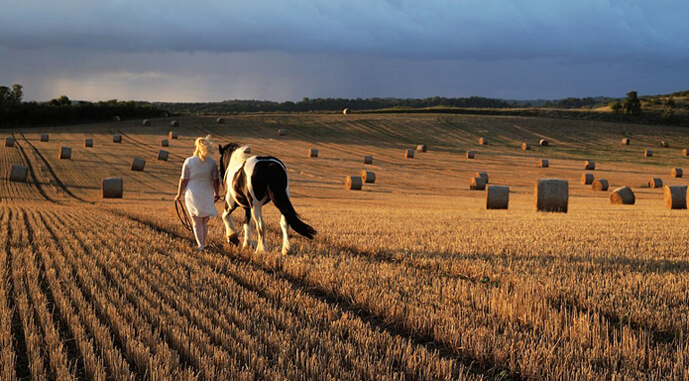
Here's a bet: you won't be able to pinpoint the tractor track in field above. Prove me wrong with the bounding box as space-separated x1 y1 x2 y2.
115 129 187 161
112 129 183 189
110 208 519 380
40 211 164 380
12 134 53 203
21 210 87 380
3 208 31 381
18 133 91 204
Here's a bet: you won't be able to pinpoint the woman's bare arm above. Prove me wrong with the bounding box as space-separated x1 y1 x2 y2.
212 179 220 201
175 178 189 201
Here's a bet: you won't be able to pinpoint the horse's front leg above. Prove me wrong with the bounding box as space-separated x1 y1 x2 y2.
242 207 256 249
222 200 240 246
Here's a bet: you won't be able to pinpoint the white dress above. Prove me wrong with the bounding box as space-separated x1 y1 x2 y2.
181 156 219 218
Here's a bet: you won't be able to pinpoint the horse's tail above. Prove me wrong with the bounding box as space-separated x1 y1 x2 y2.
266 162 316 239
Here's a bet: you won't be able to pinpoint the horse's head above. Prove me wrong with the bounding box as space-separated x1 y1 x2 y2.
218 142 239 182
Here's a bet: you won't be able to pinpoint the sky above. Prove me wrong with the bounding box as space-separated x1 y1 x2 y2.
1 0 688 102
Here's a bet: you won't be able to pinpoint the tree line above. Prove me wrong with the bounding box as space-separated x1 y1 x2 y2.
0 85 167 127
156 96 515 114
2 82 687 127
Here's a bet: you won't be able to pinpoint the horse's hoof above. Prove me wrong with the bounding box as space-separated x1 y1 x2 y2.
227 234 240 246
281 247 291 255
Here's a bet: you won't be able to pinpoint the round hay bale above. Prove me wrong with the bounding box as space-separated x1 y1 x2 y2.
40 133 49 142
648 178 663 188
84 138 93 148
345 176 362 190
478 137 487 145
112 116 120 122
9 165 28 182
522 143 531 150
343 108 350 115
170 120 179 127
486 185 509 209
405 149 415 159
672 168 683 178
278 129 286 136
364 155 373 164
610 186 635 205
102 177 123 199
113 134 122 143
581 173 594 185
645 149 653 157
539 159 549 168
466 150 475 159
58 146 72 160
169 131 179 139
664 185 687 209
534 178 568 213
361 170 376 184
621 138 630 145
470 176 487 190
539 139 549 146
416 144 427 152
4 137 15 147
161 139 169 147
592 179 609 191
683 149 689 156
216 117 225 124
659 141 669 148
584 160 596 170
142 119 151 126
475 172 489 183
158 150 169 161
131 157 146 172
308 148 319 158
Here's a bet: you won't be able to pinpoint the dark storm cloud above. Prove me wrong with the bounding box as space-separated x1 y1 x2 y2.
2 0 688 62
1 0 688 101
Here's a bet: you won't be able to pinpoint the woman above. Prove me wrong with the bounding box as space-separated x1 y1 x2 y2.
174 135 221 251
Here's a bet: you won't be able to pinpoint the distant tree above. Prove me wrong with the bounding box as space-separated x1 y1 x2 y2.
609 101 622 113
49 95 71 106
0 84 23 108
623 91 641 116
10 84 23 104
0 87 10 106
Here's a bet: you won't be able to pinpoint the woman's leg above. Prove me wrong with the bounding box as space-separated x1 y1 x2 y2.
192 216 205 249
201 217 210 246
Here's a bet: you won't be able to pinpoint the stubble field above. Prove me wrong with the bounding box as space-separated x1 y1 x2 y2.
1 113 689 380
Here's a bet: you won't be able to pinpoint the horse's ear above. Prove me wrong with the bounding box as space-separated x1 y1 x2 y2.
218 144 223 154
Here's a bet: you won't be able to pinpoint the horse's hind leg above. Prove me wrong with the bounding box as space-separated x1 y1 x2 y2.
252 202 268 253
279 214 290 255
242 207 255 249
222 202 240 246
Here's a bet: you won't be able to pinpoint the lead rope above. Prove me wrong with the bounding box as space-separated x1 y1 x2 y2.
175 199 194 232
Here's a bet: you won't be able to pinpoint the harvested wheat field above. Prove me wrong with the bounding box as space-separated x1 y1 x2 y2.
2 113 689 380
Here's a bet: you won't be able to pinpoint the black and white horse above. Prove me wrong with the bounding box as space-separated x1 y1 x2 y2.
218 143 316 254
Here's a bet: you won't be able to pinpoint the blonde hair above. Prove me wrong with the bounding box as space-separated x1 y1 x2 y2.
193 135 214 162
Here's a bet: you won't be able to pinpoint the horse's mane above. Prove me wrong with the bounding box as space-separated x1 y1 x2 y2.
227 145 251 176
231 145 250 163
